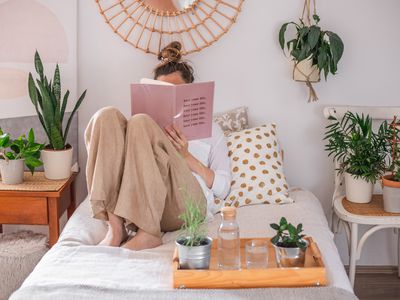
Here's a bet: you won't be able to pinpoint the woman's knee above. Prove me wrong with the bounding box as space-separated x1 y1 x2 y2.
85 107 126 143
128 113 156 129
93 106 124 124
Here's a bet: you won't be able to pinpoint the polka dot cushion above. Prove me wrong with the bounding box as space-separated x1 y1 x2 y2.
224 124 293 208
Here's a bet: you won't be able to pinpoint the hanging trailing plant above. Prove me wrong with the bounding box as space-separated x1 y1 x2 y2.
278 0 344 102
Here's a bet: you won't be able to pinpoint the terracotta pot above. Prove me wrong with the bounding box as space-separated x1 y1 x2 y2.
382 175 400 213
293 58 320 83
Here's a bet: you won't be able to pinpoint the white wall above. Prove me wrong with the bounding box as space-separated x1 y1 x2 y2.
78 0 400 265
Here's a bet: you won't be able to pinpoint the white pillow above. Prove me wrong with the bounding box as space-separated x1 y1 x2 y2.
224 124 293 208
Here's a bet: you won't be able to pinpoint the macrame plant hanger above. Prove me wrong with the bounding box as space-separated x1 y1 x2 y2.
293 0 319 102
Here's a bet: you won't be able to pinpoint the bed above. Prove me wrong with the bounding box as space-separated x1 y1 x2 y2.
10 187 356 300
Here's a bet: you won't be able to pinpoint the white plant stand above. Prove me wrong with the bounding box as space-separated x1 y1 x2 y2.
333 195 400 288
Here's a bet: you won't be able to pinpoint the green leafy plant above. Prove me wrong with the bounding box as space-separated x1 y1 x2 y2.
270 217 307 249
279 14 344 79
324 112 391 183
0 128 44 174
178 191 207 247
28 51 87 150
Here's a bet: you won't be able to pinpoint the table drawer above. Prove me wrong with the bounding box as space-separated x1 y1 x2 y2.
0 197 48 224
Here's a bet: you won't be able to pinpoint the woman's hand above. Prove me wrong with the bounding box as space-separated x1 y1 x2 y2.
165 125 190 158
165 125 215 188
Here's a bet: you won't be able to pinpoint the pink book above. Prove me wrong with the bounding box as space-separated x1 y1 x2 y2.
131 79 214 140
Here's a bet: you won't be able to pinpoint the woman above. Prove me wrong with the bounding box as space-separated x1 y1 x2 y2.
85 42 231 251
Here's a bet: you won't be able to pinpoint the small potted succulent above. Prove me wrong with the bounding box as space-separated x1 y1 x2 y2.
279 10 344 102
0 128 44 184
175 196 212 270
324 112 390 203
28 51 86 180
270 217 308 268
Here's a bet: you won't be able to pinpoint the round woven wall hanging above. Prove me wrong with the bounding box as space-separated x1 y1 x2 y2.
95 0 244 55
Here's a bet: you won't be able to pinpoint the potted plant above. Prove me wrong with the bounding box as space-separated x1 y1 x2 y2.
382 119 400 212
28 51 86 180
270 217 308 268
324 112 390 203
175 197 212 270
278 3 344 102
382 161 400 213
0 128 44 184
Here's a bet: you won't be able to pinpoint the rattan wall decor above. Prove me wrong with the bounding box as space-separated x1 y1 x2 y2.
95 0 244 55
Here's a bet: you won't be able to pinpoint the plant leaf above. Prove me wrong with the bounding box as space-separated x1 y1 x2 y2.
308 25 321 50
28 73 38 106
64 90 86 142
270 223 280 230
326 31 344 65
53 64 61 102
271 235 279 245
28 128 35 144
279 23 289 50
60 90 70 124
50 123 64 150
34 51 44 78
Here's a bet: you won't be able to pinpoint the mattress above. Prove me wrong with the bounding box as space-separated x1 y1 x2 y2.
10 188 355 300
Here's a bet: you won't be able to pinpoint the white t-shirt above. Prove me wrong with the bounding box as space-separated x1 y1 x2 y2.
188 122 231 217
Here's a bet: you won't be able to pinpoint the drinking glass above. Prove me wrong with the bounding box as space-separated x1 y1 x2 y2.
245 240 269 269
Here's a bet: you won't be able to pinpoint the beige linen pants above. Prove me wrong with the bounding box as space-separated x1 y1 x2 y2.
85 107 206 237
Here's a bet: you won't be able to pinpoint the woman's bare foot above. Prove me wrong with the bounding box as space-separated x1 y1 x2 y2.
98 212 127 247
121 229 162 250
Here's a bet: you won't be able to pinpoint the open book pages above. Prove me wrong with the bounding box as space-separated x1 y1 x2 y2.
131 79 214 140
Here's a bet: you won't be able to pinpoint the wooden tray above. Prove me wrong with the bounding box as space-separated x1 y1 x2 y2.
172 237 327 289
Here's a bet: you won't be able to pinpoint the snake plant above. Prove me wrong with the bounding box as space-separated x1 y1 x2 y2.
28 51 86 150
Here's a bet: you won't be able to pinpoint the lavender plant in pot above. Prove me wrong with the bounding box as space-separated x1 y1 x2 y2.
0 128 44 184
175 196 212 270
270 217 308 268
324 112 390 203
28 51 86 179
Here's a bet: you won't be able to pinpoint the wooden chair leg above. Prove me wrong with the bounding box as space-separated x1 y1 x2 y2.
67 180 76 219
48 197 60 247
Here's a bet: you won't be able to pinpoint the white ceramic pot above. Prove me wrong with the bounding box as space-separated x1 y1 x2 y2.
41 146 73 180
345 172 374 203
293 58 320 82
0 159 25 184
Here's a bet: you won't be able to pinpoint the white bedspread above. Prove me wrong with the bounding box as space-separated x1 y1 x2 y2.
11 188 353 299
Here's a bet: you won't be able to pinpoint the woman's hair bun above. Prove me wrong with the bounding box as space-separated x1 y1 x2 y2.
158 41 182 63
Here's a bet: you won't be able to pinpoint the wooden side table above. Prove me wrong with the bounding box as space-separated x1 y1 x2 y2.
333 195 400 288
0 172 77 247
